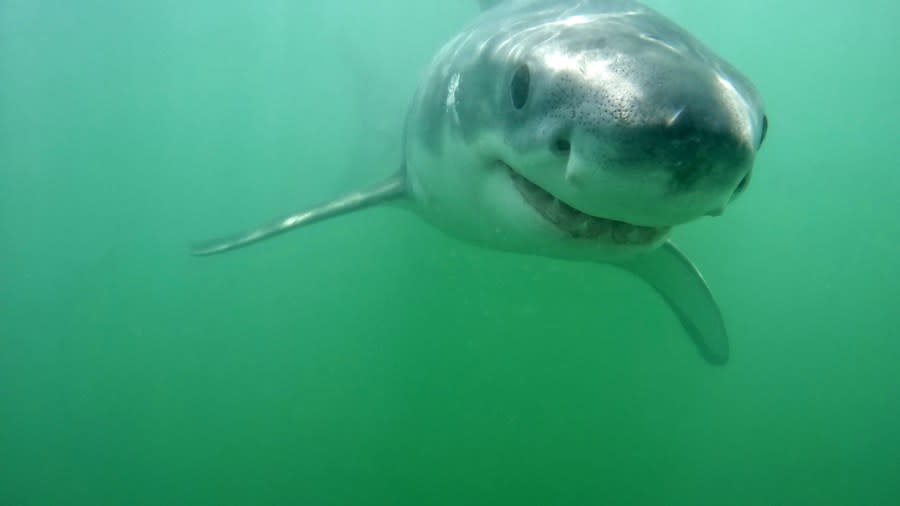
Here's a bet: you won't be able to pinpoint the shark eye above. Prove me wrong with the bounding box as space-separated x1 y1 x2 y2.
510 64 531 109
759 115 769 146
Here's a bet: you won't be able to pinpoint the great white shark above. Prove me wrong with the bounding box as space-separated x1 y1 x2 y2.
192 0 768 366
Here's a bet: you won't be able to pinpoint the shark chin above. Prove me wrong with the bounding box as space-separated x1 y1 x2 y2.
503 163 672 247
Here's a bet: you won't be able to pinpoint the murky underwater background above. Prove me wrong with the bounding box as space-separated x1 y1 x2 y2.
1 1 898 504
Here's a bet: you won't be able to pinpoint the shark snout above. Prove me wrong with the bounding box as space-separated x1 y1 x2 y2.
544 105 756 226
542 36 763 220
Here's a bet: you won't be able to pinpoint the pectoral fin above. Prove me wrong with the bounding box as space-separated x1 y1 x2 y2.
191 172 407 256
616 241 730 365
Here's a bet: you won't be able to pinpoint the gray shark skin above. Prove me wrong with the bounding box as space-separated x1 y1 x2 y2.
192 0 768 366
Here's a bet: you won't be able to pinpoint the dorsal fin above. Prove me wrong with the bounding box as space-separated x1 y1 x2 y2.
191 172 407 256
616 241 730 365
478 0 504 11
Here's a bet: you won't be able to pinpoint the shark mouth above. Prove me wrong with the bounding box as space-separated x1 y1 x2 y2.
506 165 671 245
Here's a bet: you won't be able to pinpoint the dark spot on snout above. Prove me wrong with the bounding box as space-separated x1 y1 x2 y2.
615 107 753 191
553 138 571 155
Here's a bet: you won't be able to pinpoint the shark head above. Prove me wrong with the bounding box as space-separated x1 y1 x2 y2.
406 0 767 260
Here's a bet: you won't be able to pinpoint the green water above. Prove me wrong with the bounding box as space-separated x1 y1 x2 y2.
2 1 898 504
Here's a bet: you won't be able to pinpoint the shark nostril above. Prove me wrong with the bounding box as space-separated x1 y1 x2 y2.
553 138 571 155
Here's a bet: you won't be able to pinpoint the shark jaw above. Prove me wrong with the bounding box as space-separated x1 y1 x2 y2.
503 163 672 247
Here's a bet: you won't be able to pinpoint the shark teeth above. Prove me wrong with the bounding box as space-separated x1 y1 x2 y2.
507 167 669 245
